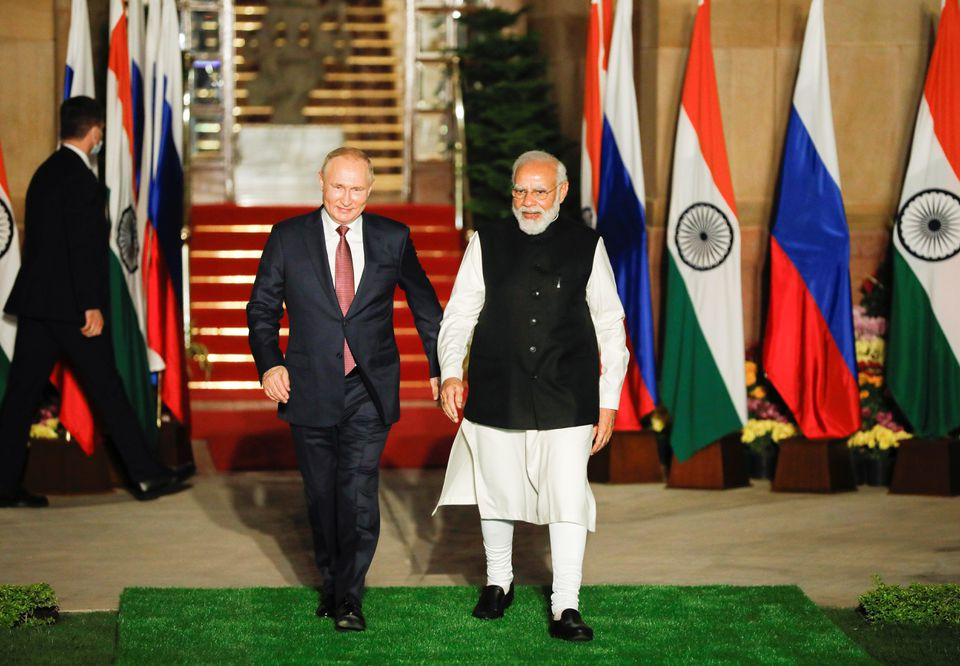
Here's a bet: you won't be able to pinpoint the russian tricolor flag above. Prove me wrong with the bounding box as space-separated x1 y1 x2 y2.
63 0 94 100
763 0 860 439
596 0 657 427
142 0 189 425
128 0 145 192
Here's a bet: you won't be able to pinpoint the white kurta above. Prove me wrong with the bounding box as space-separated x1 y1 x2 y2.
433 230 629 531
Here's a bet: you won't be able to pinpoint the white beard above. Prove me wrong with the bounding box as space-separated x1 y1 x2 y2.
513 197 562 235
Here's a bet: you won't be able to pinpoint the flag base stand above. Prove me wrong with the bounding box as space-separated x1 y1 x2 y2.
159 418 194 468
588 431 665 483
23 437 116 494
771 437 856 493
667 434 749 490
890 438 960 496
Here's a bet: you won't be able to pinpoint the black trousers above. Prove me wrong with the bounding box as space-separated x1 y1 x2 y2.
0 316 166 493
290 371 391 605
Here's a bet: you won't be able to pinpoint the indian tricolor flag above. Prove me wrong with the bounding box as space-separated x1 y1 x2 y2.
580 0 612 226
888 0 960 437
660 0 747 461
107 0 159 446
0 143 20 401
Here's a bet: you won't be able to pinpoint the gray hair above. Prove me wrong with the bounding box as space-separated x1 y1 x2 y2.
512 150 568 185
321 146 375 183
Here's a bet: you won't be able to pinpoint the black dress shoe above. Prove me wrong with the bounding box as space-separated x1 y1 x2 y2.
472 583 514 619
0 488 49 508
334 596 366 632
131 474 187 501
549 608 593 642
172 462 196 483
315 595 335 618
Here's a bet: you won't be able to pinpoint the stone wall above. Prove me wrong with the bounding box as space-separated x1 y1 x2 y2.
0 0 105 231
525 0 941 346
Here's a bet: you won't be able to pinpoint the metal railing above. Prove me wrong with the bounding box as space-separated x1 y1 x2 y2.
450 54 469 231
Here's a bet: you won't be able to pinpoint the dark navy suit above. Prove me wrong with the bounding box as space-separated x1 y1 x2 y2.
0 147 166 493
247 207 442 603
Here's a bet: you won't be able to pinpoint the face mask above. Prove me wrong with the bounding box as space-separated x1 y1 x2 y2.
90 140 103 157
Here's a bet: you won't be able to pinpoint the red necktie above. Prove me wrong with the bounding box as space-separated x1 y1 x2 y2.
335 225 356 375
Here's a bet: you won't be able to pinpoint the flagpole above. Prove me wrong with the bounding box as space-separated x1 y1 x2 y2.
156 371 163 428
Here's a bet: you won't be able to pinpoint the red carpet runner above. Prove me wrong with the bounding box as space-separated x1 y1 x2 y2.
189 204 461 470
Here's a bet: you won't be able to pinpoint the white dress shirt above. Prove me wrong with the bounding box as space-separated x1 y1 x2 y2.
62 142 93 172
321 208 364 292
438 231 629 410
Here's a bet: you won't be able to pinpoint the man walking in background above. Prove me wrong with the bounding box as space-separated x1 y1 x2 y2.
434 150 628 642
247 147 443 632
0 96 191 508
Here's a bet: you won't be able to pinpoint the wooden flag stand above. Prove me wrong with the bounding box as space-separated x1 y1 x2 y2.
890 438 960 496
24 436 117 494
771 437 856 493
667 434 749 489
588 431 665 483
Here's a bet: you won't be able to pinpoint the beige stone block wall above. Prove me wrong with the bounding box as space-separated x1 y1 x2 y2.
0 0 58 227
525 0 943 346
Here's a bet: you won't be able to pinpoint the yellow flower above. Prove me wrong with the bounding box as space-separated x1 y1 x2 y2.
855 339 885 364
745 361 757 387
860 389 869 399
750 386 766 399
771 422 798 442
29 418 61 440
847 425 912 450
650 409 669 433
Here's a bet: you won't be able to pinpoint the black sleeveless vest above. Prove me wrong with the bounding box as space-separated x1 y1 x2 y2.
463 218 601 430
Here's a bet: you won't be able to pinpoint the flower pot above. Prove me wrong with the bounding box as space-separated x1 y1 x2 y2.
864 454 895 487
747 447 778 480
850 449 869 485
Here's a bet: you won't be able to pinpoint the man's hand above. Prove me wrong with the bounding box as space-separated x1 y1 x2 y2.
591 408 617 455
439 378 464 423
80 309 104 337
262 365 290 404
430 377 440 401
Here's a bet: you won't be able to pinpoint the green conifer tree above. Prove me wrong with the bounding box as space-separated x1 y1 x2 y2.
457 8 573 233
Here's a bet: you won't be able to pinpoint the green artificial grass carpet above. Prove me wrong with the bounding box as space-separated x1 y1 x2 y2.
2 611 117 666
115 585 874 665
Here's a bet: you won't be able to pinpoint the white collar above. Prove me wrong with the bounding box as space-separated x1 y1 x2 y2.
62 142 93 171
321 207 363 234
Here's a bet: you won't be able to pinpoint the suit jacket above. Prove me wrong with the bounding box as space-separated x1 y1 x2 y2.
5 147 109 323
247 208 443 427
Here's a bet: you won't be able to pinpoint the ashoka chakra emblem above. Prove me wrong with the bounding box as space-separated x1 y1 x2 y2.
897 188 960 262
675 202 734 271
117 205 139 273
0 198 13 259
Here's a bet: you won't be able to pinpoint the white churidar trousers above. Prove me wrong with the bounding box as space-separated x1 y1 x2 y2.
435 420 595 616
479 518 587 615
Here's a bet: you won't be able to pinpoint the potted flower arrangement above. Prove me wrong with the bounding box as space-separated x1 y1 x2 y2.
742 354 797 479
847 274 913 486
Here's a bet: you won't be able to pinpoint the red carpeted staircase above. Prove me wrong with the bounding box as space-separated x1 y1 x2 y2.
188 204 462 470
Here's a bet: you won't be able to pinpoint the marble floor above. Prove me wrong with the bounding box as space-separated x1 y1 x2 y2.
0 469 957 611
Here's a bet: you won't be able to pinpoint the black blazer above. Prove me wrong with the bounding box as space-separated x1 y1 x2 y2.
247 208 443 427
5 147 109 324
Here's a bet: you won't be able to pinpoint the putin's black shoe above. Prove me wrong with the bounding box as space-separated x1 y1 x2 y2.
549 609 594 642
315 594 335 618
472 583 514 619
0 487 49 508
334 596 366 632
